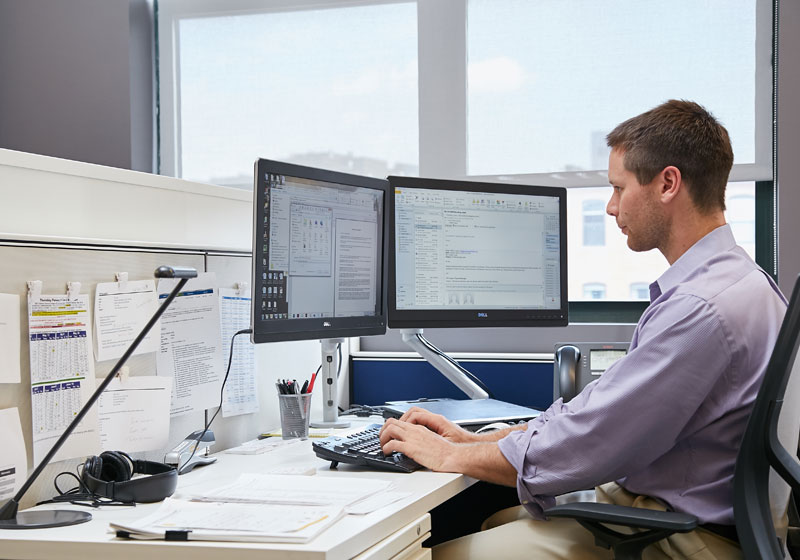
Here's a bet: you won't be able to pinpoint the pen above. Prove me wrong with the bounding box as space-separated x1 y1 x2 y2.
300 379 309 394
307 372 318 393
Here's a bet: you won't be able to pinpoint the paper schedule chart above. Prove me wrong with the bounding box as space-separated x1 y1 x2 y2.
219 288 258 417
27 294 99 463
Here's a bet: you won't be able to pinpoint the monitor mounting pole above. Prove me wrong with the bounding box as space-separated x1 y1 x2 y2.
400 329 489 400
310 338 350 428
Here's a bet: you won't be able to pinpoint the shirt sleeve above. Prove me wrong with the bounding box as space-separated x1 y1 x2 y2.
497 294 733 519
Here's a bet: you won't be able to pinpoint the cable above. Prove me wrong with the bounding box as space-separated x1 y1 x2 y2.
36 466 134 508
336 342 342 378
178 328 252 473
340 404 386 417
415 333 494 398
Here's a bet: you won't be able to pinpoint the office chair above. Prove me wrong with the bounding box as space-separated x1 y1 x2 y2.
544 275 800 560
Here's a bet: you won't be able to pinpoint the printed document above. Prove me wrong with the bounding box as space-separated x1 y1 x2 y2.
179 473 392 508
219 288 258 417
28 293 99 463
97 376 172 452
0 407 27 502
0 294 21 383
94 279 158 362
110 498 344 543
156 273 224 416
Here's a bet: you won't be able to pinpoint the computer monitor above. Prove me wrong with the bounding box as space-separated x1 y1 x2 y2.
251 159 389 427
387 176 567 330
251 159 389 343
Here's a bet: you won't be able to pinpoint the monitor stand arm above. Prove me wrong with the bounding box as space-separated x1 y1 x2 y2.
400 329 489 400
310 338 350 428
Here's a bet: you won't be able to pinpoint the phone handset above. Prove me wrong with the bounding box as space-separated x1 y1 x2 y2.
554 344 580 403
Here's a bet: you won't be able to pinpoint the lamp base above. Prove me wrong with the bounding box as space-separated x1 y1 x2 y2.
0 509 92 529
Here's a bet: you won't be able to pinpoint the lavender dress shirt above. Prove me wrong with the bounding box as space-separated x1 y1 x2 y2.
498 224 787 524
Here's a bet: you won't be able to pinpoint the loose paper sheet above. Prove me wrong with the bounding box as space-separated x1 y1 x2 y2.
28 293 99 463
180 473 392 508
0 294 21 383
98 376 172 452
109 498 344 543
219 288 258 417
0 407 27 501
156 273 224 416
94 279 158 362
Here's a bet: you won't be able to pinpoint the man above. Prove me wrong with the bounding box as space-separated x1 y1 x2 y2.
379 100 787 559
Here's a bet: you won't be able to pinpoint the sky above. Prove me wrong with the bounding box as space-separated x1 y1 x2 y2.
175 0 757 184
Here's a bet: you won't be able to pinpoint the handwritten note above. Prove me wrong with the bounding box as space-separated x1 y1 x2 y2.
97 376 172 452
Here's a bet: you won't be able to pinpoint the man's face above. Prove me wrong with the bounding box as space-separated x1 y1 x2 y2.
606 149 667 253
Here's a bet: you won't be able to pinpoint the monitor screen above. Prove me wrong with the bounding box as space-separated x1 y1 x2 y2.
387 176 567 329
251 159 389 343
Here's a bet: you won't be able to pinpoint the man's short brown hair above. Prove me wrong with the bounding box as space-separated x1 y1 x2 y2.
606 100 733 213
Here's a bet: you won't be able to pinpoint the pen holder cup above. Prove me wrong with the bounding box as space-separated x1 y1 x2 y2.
278 393 313 440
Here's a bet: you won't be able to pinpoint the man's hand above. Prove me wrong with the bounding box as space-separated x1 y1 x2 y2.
379 414 519 486
379 417 458 472
392 406 478 443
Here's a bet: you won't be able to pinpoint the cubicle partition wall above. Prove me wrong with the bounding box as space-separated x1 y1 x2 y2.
0 150 325 508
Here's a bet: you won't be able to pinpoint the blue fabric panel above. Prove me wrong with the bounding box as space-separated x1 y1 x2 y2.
350 359 553 411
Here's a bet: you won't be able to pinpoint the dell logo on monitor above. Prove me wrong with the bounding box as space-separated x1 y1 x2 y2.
477 312 488 318
323 321 332 327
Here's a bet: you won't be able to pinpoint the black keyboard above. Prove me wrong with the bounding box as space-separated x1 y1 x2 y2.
312 424 422 473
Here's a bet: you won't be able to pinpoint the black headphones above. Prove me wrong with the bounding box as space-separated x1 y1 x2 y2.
81 451 178 503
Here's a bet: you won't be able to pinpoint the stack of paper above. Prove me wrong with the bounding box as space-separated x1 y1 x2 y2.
111 473 399 543
110 499 342 543
179 473 392 507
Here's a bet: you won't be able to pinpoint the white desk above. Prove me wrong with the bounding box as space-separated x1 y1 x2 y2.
0 423 475 560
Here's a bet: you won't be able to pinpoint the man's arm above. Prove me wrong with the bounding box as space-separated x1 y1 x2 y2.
379 417 518 486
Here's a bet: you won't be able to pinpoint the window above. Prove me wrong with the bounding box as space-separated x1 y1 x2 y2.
629 283 650 300
583 283 606 300
159 1 418 186
467 0 764 176
568 183 757 302
582 199 605 246
728 193 757 245
158 0 773 315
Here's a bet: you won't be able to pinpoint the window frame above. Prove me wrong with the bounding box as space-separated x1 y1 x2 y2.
156 0 776 326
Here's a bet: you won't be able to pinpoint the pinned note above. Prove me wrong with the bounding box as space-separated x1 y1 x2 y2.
94 278 159 362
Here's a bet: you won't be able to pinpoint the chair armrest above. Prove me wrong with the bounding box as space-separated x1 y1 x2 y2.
544 502 698 533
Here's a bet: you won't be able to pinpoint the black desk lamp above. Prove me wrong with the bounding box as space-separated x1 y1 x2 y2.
0 265 197 529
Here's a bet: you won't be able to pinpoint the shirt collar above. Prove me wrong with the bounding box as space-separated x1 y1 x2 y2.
652 224 737 300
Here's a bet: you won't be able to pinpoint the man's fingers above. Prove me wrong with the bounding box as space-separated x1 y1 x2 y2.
399 406 425 422
379 418 406 445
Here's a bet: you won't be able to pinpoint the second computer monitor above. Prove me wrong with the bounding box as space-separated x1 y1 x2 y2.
251 159 389 343
387 176 567 329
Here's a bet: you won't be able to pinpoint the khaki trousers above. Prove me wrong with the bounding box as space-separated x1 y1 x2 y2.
431 482 742 559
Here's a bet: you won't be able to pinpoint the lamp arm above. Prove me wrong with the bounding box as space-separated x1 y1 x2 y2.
0 275 190 521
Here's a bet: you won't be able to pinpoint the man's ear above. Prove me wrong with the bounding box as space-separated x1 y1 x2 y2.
658 166 682 204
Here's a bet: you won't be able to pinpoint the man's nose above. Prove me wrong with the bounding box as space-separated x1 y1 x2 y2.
606 197 617 216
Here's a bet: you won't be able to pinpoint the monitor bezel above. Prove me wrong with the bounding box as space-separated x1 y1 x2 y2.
251 159 389 344
387 175 568 329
